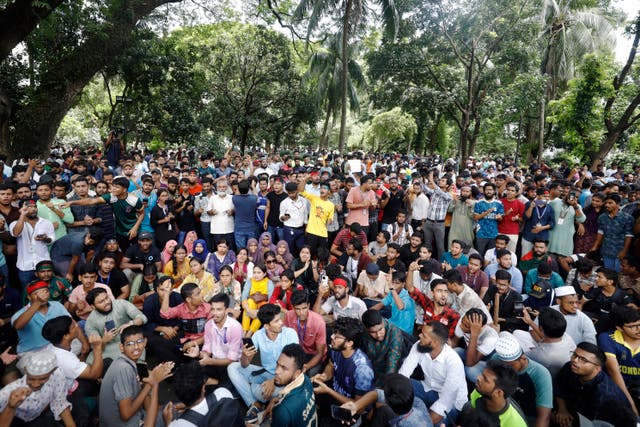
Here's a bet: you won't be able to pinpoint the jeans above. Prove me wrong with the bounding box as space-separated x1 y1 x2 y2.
200 221 212 252
411 380 459 427
18 269 35 289
603 257 621 272
267 225 285 244
235 230 254 251
454 347 487 383
227 362 280 407
423 220 446 260
283 226 306 256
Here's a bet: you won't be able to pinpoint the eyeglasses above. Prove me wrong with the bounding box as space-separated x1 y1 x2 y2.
623 323 640 330
266 259 275 263
124 338 145 347
570 351 599 366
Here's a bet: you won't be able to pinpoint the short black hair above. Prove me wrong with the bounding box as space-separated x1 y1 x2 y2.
495 269 512 282
611 305 640 329
576 341 606 366
290 290 309 307
537 307 566 338
280 343 305 372
362 309 384 328
349 238 363 253
332 316 365 349
426 321 449 344
486 360 519 398
495 234 510 243
180 283 199 301
172 362 206 407
443 269 463 285
382 373 414 415
464 308 487 325
120 324 144 344
42 316 73 345
257 303 282 326
86 287 108 306
597 267 618 286
210 293 230 308
468 253 483 264
79 262 99 276
430 278 448 292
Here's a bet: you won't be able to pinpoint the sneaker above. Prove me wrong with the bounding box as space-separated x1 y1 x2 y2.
245 404 264 425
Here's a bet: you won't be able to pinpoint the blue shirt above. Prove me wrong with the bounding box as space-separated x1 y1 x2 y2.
597 210 634 259
441 252 468 269
474 199 504 239
232 194 258 233
250 326 298 374
524 270 564 294
382 289 415 334
523 201 555 242
331 348 374 398
484 263 524 294
256 192 268 225
11 301 70 353
133 190 157 234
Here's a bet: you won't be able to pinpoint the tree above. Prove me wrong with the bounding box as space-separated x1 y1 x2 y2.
366 107 417 153
294 0 398 152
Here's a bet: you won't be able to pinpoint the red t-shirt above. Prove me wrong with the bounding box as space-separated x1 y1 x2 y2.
499 198 525 234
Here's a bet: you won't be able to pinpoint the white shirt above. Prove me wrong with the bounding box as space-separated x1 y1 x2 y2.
453 284 493 323
513 330 576 377
321 295 367 320
279 196 308 227
10 218 55 271
253 167 274 177
484 248 518 266
168 388 235 427
207 194 234 234
550 305 597 345
52 346 87 392
399 343 468 415
455 323 499 357
195 192 213 222
411 193 430 221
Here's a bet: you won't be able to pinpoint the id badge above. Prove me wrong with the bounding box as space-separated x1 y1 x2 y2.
557 218 564 225
536 222 542 228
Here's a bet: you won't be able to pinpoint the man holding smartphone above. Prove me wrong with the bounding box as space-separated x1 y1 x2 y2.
548 184 585 258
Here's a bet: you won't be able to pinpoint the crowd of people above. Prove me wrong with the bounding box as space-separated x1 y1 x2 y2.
0 146 639 427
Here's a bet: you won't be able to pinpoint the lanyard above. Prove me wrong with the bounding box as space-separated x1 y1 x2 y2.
535 205 548 221
215 326 228 344
297 318 307 341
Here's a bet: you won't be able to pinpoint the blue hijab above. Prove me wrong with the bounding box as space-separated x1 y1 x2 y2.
191 239 210 263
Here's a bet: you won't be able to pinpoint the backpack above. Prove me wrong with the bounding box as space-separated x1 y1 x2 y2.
178 392 244 427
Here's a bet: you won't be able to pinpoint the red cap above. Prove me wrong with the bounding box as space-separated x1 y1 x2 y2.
27 280 49 295
333 278 348 288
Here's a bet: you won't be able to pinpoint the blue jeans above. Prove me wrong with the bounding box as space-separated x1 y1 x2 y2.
454 347 487 383
411 380 458 426
283 226 306 255
267 225 285 244
603 257 621 272
200 221 212 252
235 230 254 251
18 269 35 289
227 362 281 407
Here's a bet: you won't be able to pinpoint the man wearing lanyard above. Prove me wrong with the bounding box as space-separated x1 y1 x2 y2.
522 188 555 257
283 290 326 376
280 182 308 256
186 293 243 387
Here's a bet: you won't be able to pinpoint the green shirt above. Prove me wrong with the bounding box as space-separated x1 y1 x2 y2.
470 389 528 427
101 193 143 237
37 199 74 241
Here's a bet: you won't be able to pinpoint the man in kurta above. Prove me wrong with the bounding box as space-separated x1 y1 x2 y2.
35 181 74 242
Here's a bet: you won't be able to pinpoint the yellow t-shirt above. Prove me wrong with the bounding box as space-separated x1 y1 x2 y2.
182 271 216 301
300 191 335 238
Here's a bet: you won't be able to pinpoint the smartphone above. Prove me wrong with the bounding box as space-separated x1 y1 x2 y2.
331 405 353 421
513 302 524 317
105 320 116 331
242 338 254 348
569 192 577 201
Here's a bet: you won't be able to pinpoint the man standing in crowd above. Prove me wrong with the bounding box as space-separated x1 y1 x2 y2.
280 181 308 255
298 173 335 257
423 171 453 261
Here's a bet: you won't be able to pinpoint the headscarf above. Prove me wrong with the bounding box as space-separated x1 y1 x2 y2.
276 240 294 266
256 232 276 265
247 238 259 264
161 240 178 267
183 231 198 253
191 239 209 263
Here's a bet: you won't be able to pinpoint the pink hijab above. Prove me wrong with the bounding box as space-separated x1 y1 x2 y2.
183 231 198 253
161 240 178 267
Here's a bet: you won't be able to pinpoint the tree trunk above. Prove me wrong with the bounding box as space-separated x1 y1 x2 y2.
320 102 332 149
337 0 352 154
590 130 620 170
239 125 249 155
5 0 182 158
537 98 545 161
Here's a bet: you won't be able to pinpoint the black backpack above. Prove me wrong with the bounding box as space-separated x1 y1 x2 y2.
178 392 244 427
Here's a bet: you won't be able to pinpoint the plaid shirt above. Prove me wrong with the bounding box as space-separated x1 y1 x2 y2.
327 192 342 232
332 228 368 251
424 185 452 221
408 287 460 337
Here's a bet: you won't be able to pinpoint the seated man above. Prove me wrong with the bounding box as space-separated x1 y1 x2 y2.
331 222 368 260
49 226 103 283
371 272 415 334
399 321 468 425
599 305 640 414
314 277 367 324
97 254 131 300
523 262 564 295
406 262 443 303
554 342 636 427
42 316 104 427
367 230 389 263
312 317 375 427
0 351 75 426
85 287 147 364
484 249 524 294
483 234 517 267
453 308 499 382
338 239 372 285
456 253 489 299
375 242 407 274
120 232 162 282
389 209 413 246
189 293 243 386
551 285 596 345
582 267 631 333
406 278 460 338
361 309 405 386
355 262 389 309
142 276 183 363
444 269 492 321
340 373 430 427
492 331 552 427
164 361 241 427
227 304 298 424
98 325 173 427
160 281 211 359
514 306 576 377
271 344 319 426
28 261 74 311
283 290 326 376
464 360 527 427
483 270 525 332
68 263 115 322
518 238 559 277
441 239 469 272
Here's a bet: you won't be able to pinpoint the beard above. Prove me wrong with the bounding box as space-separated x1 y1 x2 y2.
335 291 347 301
417 344 433 354
96 306 113 315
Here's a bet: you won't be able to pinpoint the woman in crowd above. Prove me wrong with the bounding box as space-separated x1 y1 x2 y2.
247 238 259 264
275 240 294 269
181 257 216 302
191 239 209 264
269 269 303 312
215 265 242 318
241 263 274 338
230 247 254 285
256 232 276 265
291 246 319 293
163 244 191 288
205 239 236 280
151 188 178 250
575 192 604 254
129 264 163 309
264 250 284 282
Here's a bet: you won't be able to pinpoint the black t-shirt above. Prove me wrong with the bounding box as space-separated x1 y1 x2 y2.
376 257 407 275
124 245 161 272
399 244 420 266
98 268 130 297
381 188 405 223
266 191 288 227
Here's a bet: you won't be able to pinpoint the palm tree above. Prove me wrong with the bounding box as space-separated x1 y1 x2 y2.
294 0 398 152
305 35 366 148
536 0 616 159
